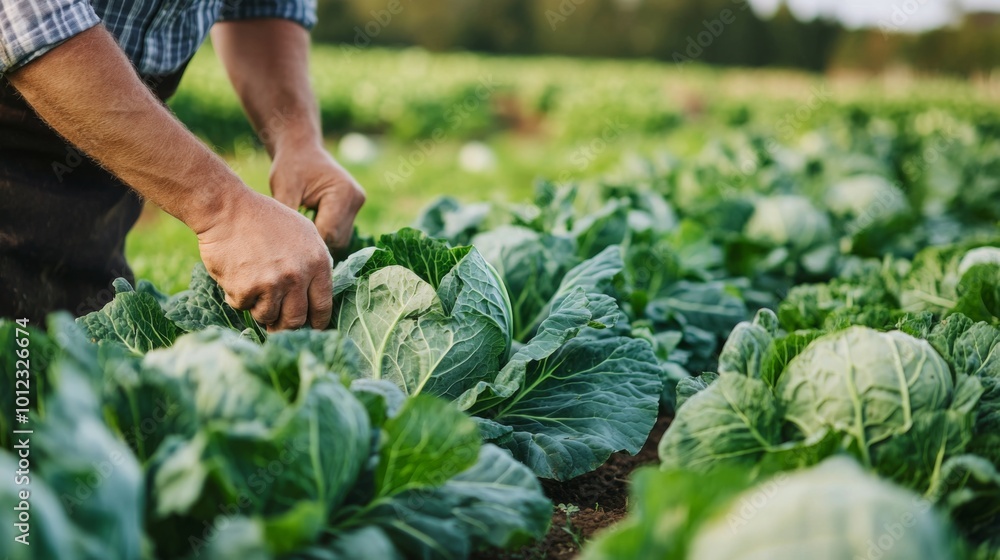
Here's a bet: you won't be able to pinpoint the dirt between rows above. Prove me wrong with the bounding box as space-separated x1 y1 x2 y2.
477 415 673 560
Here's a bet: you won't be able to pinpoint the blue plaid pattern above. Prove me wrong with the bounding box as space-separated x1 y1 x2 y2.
0 0 316 75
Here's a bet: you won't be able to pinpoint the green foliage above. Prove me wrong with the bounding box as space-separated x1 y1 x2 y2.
583 457 961 560
59 48 1000 558
657 309 1000 554
81 228 663 483
2 317 551 560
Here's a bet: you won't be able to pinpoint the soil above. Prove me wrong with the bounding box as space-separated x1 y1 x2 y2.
476 414 673 560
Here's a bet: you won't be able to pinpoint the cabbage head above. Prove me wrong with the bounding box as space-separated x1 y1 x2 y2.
778 327 954 455
581 457 959 560
824 174 909 225
687 457 958 560
744 195 832 251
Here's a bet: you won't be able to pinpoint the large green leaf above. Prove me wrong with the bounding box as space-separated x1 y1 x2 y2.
165 264 263 339
309 527 404 560
143 330 285 424
375 228 472 289
488 334 662 480
946 320 1000 379
467 287 601 409
715 309 777 378
101 348 197 462
472 225 579 342
147 331 371 555
933 454 1000 551
364 445 551 558
871 372 982 490
659 372 783 472
953 264 1000 324
77 278 180 354
971 376 1000 465
34 350 145 559
649 280 747 337
375 395 480 497
546 245 624 328
580 465 751 560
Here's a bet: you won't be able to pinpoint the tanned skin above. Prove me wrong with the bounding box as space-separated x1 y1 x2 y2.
8 22 364 332
211 19 365 251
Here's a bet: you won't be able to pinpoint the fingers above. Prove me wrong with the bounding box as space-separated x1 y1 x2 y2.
225 290 259 311
270 172 300 211
307 266 334 330
314 190 365 250
250 291 283 326
234 278 327 333
272 285 309 333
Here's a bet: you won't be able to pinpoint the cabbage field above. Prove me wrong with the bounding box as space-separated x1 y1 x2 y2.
3 47 1000 559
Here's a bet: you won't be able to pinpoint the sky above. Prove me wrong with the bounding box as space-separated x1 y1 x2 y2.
748 0 1000 30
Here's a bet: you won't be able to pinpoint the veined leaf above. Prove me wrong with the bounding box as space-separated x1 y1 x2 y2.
78 278 180 354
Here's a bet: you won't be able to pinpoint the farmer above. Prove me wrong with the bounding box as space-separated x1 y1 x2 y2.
0 0 365 330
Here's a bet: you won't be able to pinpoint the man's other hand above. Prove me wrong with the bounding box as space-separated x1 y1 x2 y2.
269 141 366 251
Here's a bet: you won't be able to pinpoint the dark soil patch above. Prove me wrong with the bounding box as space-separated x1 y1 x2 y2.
476 414 672 560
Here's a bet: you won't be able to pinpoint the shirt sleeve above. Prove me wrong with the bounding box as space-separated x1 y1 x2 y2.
0 0 100 74
219 0 317 30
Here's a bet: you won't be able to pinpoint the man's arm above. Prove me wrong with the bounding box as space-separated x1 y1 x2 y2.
211 18 365 250
7 26 334 330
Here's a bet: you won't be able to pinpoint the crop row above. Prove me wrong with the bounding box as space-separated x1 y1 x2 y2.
2 104 999 559
171 46 1000 150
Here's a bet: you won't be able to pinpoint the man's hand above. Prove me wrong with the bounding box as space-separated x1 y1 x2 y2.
197 190 334 331
8 27 335 330
271 141 365 250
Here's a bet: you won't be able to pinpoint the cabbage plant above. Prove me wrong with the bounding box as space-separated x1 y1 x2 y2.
331 229 662 480
658 309 1000 553
582 457 960 560
0 317 551 560
76 228 663 481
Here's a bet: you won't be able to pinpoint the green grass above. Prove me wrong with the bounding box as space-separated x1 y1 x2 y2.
127 44 1000 292
170 44 1000 152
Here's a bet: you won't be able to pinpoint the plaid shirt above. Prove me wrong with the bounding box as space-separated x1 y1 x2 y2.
0 0 316 75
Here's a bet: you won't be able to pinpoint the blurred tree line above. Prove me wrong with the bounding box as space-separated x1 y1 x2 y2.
313 0 1000 75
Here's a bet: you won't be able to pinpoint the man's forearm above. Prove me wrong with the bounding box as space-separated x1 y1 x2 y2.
7 26 250 234
211 19 321 157
211 17 365 251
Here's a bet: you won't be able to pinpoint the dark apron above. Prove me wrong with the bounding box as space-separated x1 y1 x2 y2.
0 63 189 325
